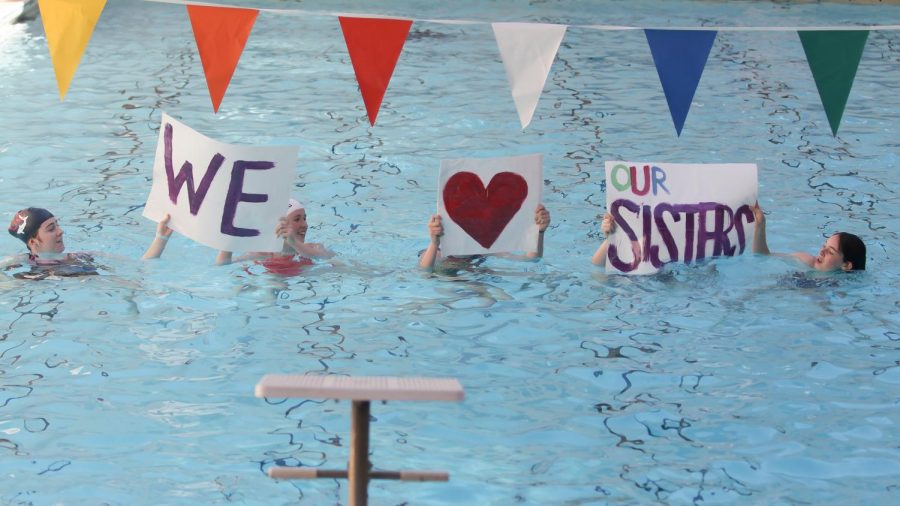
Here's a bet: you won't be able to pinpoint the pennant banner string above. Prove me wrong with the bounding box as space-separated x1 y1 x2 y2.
143 0 900 31
58 0 894 135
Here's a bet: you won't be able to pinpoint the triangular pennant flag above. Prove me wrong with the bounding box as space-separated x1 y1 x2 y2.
644 29 717 136
186 4 259 113
492 22 567 129
798 30 868 136
37 0 107 101
339 16 412 126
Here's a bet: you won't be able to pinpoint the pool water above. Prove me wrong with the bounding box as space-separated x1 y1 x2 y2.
1 0 898 504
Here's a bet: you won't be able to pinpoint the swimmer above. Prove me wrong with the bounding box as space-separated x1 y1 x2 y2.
418 204 551 271
215 198 335 268
751 202 866 271
591 212 615 266
4 207 98 278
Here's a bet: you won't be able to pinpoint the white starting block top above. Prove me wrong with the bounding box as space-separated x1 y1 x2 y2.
255 375 465 402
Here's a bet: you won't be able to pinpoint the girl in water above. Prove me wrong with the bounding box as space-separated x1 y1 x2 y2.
5 207 99 279
214 198 334 275
143 199 333 275
751 202 866 272
418 204 551 272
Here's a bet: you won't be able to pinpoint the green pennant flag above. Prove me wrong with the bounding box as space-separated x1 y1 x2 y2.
798 30 868 136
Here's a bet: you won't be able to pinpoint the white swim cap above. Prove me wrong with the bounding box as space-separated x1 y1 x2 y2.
286 198 303 216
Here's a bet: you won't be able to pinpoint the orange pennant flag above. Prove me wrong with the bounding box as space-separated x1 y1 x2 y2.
186 4 259 113
38 0 107 101
339 16 412 126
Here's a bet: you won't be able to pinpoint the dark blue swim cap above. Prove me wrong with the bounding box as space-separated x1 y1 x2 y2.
8 208 54 245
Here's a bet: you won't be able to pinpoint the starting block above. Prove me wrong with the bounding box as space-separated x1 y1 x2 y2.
255 375 465 506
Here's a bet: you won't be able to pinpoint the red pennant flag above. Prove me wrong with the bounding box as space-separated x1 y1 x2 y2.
187 5 259 113
339 16 412 126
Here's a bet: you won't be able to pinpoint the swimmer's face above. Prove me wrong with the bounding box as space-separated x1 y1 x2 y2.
814 234 849 272
28 217 65 254
285 208 308 242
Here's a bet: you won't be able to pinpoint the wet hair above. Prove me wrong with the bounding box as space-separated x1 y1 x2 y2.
8 208 54 248
836 232 866 271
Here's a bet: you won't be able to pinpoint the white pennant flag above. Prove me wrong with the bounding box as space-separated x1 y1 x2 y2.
492 22 567 129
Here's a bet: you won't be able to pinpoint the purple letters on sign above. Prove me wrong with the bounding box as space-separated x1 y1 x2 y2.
163 121 278 239
608 198 755 273
164 123 224 215
220 160 275 237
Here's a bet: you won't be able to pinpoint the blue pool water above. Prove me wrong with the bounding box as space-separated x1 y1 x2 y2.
1 0 899 504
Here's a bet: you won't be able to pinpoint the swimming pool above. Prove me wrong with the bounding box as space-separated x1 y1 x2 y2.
1 0 898 503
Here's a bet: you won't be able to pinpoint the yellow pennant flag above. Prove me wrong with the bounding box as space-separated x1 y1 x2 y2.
38 0 107 100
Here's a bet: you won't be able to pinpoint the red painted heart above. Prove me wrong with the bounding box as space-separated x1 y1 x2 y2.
443 171 529 249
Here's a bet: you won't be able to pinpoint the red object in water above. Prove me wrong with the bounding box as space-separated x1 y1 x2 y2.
258 255 313 276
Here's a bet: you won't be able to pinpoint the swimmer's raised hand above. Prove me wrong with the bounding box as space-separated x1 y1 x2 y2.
601 213 615 236
752 202 766 227
751 202 770 255
142 213 173 260
419 214 444 270
274 216 289 239
535 204 551 232
590 213 616 266
428 215 443 244
274 216 300 250
157 213 173 239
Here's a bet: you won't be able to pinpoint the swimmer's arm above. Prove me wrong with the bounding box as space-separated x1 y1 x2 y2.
526 204 550 260
276 217 334 259
142 237 169 260
0 254 27 271
751 204 811 267
790 252 816 268
142 214 173 260
419 214 443 271
751 202 771 255
592 213 614 266
419 242 441 270
215 251 233 265
525 231 545 260
591 240 610 266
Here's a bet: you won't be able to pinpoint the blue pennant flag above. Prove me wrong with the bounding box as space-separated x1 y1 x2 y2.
645 29 717 136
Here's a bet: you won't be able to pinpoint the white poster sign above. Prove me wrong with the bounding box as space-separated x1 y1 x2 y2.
604 162 758 275
438 153 543 256
143 113 298 252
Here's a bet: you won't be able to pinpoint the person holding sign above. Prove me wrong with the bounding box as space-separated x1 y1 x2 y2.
601 162 758 275
418 204 551 272
142 113 300 262
420 153 549 272
215 198 335 275
4 207 99 279
751 203 866 271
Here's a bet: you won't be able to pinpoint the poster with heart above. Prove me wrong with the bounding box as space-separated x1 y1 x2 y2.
437 153 542 256
604 161 758 275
